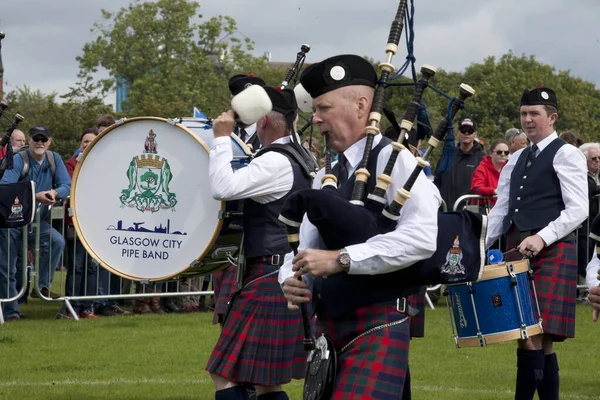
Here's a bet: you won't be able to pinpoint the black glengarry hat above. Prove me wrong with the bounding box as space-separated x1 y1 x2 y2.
299 54 377 98
520 87 558 110
264 86 298 131
228 74 266 96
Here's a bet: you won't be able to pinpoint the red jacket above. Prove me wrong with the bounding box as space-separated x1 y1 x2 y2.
470 155 504 205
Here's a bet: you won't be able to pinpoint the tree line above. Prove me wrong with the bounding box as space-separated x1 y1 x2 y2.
1 0 598 159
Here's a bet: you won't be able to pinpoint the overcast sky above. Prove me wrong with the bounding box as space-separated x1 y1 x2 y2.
1 0 599 109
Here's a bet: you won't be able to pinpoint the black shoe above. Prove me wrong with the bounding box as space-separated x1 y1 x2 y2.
162 299 181 313
109 304 131 315
95 305 117 317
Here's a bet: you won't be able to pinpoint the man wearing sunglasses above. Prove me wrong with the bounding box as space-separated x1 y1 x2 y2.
434 117 486 210
0 126 71 320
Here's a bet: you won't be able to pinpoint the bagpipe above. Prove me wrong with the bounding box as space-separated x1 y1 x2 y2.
280 0 485 393
279 35 484 290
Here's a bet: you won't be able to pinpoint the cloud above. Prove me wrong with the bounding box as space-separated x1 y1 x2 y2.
1 0 598 109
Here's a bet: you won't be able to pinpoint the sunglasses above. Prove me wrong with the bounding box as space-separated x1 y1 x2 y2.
459 130 474 135
31 136 49 143
590 156 600 162
495 150 510 156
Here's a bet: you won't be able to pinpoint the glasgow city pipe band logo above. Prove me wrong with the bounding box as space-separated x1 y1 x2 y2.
119 129 178 213
7 196 24 222
441 235 466 281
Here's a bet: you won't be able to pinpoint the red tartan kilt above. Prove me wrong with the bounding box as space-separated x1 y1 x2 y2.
317 301 410 399
205 261 307 385
505 226 578 340
211 265 238 325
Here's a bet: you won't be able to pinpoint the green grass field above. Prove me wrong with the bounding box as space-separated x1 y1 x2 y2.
1 298 599 400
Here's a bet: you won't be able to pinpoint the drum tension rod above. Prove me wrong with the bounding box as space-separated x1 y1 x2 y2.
507 264 518 286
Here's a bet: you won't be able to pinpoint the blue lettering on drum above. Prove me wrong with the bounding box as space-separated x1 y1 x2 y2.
455 293 468 329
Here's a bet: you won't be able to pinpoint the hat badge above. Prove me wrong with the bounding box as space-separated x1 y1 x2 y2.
541 91 549 100
330 65 346 81
244 82 253 89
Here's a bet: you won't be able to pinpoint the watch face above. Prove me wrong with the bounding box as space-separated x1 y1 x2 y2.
339 253 351 266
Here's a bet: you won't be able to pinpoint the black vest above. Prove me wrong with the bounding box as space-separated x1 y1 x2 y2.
313 137 418 318
242 146 310 258
503 138 566 233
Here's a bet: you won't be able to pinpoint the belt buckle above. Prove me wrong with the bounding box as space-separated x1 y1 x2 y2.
396 297 407 314
271 254 281 266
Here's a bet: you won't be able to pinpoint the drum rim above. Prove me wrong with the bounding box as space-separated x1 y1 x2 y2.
474 259 530 282
70 116 226 281
455 323 543 347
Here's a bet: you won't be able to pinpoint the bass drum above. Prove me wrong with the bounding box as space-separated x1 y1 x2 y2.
71 117 251 281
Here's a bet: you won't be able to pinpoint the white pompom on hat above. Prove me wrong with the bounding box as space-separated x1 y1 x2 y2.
231 84 273 125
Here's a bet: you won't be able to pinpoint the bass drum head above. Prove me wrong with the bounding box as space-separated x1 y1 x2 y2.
71 117 224 281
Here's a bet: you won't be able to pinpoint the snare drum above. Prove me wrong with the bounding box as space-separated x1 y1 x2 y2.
446 259 543 347
71 117 251 281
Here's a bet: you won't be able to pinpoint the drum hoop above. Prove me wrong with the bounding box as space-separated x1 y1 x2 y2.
229 131 253 156
456 323 543 348
477 259 530 281
70 116 226 281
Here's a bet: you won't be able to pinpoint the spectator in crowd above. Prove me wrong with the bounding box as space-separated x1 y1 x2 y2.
63 128 99 318
0 128 26 159
96 115 116 133
505 127 529 155
0 126 71 321
577 142 600 283
470 139 509 212
434 117 486 210
559 130 584 147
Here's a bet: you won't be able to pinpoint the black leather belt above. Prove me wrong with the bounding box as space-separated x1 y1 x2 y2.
246 253 286 267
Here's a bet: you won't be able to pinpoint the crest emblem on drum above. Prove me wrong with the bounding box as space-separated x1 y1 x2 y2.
441 235 466 281
7 196 24 222
119 130 178 213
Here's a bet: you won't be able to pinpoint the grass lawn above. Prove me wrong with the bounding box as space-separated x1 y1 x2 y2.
1 298 599 400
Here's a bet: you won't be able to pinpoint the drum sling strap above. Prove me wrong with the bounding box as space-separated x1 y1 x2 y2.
255 143 317 181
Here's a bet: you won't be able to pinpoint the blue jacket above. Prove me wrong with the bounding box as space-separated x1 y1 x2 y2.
0 150 71 199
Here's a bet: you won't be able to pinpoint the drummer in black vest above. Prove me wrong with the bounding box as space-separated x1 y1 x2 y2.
485 87 588 400
206 86 310 400
279 54 441 399
210 74 267 327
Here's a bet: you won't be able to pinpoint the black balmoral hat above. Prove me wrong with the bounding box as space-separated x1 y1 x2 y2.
520 87 558 110
228 74 266 96
299 54 377 98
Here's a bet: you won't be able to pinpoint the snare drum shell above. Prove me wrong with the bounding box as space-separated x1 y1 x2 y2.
448 261 542 346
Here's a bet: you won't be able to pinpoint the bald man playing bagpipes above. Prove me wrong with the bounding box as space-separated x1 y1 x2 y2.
279 53 442 399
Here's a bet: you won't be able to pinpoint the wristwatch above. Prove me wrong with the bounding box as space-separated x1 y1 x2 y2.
337 248 351 273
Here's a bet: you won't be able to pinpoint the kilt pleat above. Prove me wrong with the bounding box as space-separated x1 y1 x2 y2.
408 287 426 338
317 301 410 399
505 226 577 339
206 261 307 385
211 265 238 325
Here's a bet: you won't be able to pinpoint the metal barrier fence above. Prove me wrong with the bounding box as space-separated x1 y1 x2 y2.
1 193 595 322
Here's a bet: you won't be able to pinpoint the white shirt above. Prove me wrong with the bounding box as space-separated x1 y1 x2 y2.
486 132 589 248
209 135 294 203
587 246 600 290
278 134 442 283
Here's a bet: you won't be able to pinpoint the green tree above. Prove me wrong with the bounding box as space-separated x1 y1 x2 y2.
0 86 114 157
68 0 287 118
